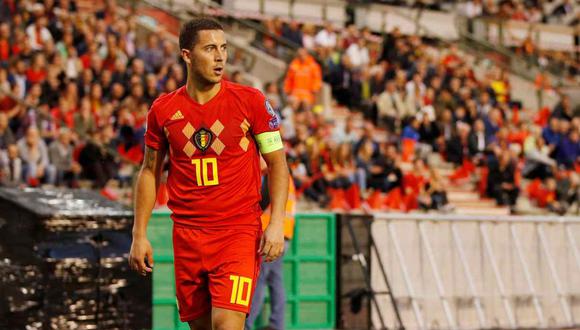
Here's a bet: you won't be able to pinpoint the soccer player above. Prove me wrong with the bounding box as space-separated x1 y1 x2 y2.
129 18 289 330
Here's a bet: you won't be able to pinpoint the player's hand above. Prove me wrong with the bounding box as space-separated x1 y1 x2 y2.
129 236 154 276
259 221 285 262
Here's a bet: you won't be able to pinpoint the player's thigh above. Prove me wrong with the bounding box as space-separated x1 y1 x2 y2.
207 229 261 313
188 312 211 330
212 307 246 330
174 225 211 322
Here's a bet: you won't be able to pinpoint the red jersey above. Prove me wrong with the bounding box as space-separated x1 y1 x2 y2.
145 81 280 228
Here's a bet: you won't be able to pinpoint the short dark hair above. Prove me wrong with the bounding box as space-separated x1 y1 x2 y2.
179 18 223 50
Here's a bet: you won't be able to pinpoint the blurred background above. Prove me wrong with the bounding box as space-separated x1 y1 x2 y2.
0 0 579 329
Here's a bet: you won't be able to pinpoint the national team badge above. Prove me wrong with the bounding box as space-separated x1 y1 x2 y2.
193 128 213 152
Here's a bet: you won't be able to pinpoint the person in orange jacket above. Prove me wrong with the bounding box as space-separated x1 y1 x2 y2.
283 48 322 106
246 158 296 330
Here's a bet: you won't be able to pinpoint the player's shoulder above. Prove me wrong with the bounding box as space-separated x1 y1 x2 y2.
151 87 183 109
223 80 265 100
149 87 186 120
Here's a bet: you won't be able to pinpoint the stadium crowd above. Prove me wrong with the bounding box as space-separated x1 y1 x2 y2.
258 16 580 214
0 0 182 196
0 0 578 214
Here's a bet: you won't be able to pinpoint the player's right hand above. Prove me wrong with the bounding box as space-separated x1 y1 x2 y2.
129 236 154 276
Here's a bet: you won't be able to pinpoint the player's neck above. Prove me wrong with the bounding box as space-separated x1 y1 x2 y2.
185 78 221 105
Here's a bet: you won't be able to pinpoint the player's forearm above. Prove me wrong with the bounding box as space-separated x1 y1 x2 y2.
267 158 289 225
133 168 159 238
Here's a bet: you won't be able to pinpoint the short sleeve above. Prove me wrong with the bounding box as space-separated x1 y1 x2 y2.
144 104 165 150
249 91 280 136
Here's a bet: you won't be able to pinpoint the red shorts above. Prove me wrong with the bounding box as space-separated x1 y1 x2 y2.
173 224 262 322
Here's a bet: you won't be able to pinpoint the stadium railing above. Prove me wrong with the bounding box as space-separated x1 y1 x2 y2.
366 212 580 329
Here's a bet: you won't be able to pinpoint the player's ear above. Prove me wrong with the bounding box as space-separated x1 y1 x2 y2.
180 49 191 65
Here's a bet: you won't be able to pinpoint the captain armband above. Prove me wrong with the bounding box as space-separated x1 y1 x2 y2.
255 131 283 154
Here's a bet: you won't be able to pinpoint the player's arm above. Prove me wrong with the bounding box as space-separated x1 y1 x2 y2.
258 135 289 262
129 145 167 275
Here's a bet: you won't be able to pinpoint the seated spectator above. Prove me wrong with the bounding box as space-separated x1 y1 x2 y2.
0 144 24 186
78 126 117 189
376 80 406 133
418 112 439 149
116 125 144 186
542 117 562 150
487 151 519 210
0 112 14 150
17 126 55 186
367 144 402 194
468 119 492 159
281 20 303 47
48 128 81 187
554 129 580 169
346 38 370 70
74 97 96 141
402 117 421 141
551 95 573 122
419 168 450 211
523 125 555 179
446 123 471 165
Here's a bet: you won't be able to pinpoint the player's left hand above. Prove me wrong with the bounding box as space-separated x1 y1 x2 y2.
259 221 285 262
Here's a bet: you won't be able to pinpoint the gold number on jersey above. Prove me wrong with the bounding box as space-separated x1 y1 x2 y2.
229 275 252 306
191 157 219 186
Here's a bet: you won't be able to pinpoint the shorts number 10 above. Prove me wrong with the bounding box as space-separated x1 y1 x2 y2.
229 275 252 306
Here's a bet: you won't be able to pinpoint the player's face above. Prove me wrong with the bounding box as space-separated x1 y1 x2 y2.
182 29 227 86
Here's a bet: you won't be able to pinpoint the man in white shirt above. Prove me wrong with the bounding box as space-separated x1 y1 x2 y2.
26 16 53 51
314 22 337 49
346 38 370 69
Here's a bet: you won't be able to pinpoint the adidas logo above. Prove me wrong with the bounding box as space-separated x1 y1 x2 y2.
171 110 184 120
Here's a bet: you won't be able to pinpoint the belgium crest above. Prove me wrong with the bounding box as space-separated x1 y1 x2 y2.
193 128 214 152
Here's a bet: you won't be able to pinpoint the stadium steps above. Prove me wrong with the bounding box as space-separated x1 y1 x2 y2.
435 160 512 216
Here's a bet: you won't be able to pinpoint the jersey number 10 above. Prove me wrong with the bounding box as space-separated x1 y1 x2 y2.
191 157 219 186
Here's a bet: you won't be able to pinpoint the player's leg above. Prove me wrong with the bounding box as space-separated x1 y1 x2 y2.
212 307 246 330
205 227 262 330
173 225 212 328
188 312 212 330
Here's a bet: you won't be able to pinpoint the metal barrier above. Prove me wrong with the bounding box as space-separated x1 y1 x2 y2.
368 213 580 329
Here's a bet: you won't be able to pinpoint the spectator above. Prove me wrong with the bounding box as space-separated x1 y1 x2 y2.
26 15 53 51
281 20 303 47
283 48 322 106
552 95 573 122
17 126 55 186
555 129 580 169
137 33 163 73
402 117 421 141
78 125 117 189
314 22 337 50
48 127 80 186
302 24 316 51
74 97 96 141
0 144 24 186
376 80 406 132
468 119 491 158
487 150 519 210
0 112 14 150
345 38 370 70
